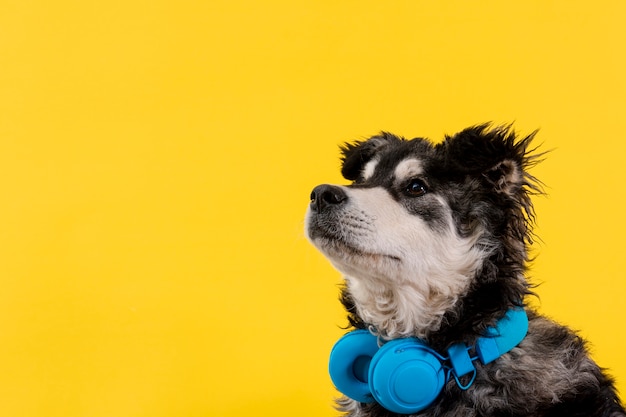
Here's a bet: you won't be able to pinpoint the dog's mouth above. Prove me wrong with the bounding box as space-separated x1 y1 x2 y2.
311 235 402 264
306 206 402 267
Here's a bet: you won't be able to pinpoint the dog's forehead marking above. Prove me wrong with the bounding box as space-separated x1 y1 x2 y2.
394 158 424 181
362 158 379 180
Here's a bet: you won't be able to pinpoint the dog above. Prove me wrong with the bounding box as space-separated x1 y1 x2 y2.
305 124 625 417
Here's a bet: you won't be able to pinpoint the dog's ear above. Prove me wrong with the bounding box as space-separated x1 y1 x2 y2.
340 132 400 181
440 124 539 196
484 159 522 196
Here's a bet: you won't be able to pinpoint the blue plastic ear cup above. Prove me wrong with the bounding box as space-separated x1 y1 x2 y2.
368 338 446 414
328 330 379 403
329 332 447 414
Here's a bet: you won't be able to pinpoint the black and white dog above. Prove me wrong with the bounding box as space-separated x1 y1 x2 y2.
305 124 625 417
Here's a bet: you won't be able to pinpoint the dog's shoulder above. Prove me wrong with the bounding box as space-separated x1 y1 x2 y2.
467 310 625 417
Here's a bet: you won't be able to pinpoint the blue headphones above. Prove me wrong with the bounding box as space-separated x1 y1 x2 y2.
328 308 528 414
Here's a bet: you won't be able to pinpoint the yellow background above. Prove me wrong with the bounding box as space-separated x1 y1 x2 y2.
1 1 625 416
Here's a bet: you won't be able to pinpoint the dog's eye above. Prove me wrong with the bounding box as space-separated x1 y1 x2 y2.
405 179 427 197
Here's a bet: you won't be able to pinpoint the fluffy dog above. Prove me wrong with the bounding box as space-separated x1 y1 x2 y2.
305 124 625 417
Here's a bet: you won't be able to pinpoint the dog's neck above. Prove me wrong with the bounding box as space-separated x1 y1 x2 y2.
343 273 529 350
344 276 462 341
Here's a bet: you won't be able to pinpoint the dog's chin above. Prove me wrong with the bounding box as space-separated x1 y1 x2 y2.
310 236 402 277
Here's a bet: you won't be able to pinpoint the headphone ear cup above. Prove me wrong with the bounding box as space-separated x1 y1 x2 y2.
328 330 379 403
369 338 447 415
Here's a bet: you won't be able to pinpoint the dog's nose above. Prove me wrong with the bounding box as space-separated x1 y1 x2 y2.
310 184 348 212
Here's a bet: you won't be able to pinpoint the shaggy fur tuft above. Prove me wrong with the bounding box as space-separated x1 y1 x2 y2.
305 124 625 417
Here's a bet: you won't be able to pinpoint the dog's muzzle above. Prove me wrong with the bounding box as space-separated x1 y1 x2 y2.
310 184 347 213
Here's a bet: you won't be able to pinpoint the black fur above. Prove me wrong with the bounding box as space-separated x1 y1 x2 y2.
308 124 625 417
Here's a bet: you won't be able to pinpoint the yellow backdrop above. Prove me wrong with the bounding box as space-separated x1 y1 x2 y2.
1 1 624 416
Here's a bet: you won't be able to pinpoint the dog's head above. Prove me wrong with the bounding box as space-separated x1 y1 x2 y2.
305 124 542 345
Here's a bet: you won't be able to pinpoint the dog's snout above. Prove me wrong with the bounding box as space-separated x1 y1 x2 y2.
310 184 347 212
